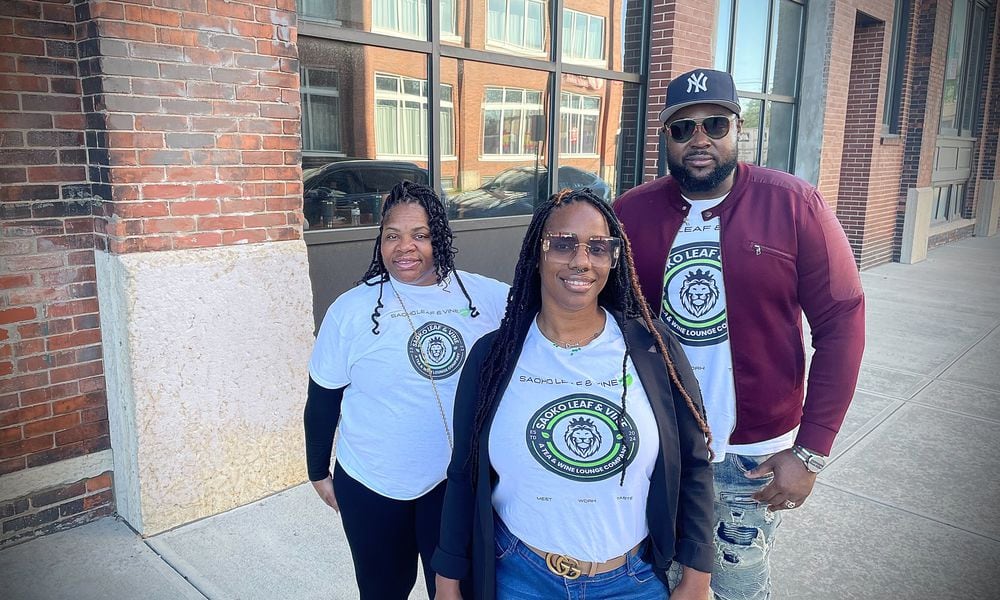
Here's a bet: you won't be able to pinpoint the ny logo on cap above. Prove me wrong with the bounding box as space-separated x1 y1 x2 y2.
686 72 708 93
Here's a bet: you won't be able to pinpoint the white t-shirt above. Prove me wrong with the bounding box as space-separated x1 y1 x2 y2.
309 271 509 500
662 196 795 461
489 313 659 562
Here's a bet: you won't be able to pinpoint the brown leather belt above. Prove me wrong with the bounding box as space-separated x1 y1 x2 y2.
523 541 644 579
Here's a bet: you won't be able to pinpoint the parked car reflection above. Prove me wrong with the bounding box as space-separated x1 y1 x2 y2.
303 159 432 229
447 166 612 219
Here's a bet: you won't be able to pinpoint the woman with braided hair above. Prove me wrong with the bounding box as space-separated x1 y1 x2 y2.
432 189 714 600
304 180 508 599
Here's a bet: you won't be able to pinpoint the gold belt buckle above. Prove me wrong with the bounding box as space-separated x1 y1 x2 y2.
545 553 583 580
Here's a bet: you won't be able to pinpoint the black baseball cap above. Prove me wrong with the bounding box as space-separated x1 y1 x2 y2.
658 69 741 124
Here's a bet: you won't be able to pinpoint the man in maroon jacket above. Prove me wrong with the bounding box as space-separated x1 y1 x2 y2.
614 69 865 599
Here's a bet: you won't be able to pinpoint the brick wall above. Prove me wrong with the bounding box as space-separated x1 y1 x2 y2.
836 17 885 264
1 0 305 546
1 0 112 547
85 0 303 254
968 0 998 219
643 0 716 181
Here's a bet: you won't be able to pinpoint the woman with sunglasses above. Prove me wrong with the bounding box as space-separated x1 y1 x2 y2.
432 189 714 600
305 181 509 599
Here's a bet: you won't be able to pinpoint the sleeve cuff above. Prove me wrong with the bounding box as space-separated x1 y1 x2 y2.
795 421 837 456
431 546 471 581
674 538 715 573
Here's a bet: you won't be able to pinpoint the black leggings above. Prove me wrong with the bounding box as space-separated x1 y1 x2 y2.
333 462 445 600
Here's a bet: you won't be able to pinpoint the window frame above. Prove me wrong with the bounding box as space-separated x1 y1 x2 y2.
714 0 805 173
562 8 605 66
559 91 601 156
300 67 344 157
486 0 548 57
482 86 545 159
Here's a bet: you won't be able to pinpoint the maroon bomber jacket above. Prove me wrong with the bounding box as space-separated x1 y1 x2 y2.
613 163 865 455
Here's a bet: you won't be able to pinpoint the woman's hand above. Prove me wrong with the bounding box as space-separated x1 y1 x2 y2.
311 476 339 512
671 566 712 600
434 574 462 600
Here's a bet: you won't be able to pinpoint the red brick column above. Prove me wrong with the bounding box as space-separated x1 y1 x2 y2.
2 0 312 542
84 0 303 253
1 0 113 547
643 0 716 181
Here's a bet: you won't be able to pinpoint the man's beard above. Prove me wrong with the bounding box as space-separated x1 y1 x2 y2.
667 151 738 195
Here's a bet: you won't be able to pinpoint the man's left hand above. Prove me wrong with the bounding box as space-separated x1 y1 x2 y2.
747 449 818 511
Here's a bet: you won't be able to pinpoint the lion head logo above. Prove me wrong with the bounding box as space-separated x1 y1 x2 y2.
564 417 602 459
427 335 447 362
678 268 719 318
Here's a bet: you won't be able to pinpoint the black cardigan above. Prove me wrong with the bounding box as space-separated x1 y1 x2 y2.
431 311 715 599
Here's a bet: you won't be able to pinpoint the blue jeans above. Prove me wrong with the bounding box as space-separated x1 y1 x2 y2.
494 517 669 600
710 453 782 600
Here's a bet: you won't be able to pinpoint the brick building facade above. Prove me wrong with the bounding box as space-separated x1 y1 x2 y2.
1 0 997 545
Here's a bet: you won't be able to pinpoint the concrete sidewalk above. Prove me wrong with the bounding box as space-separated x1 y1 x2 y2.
3 235 999 600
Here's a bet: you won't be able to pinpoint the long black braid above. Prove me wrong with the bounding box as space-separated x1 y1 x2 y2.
467 188 713 485
357 180 480 334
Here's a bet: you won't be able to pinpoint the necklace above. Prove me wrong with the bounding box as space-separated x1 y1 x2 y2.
549 329 602 349
538 318 604 351
389 280 453 450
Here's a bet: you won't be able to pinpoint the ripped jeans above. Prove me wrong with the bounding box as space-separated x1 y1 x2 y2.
710 453 781 600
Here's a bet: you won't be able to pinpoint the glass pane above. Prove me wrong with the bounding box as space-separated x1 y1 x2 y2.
443 58 550 220
573 14 587 58
557 74 631 203
737 97 762 164
767 0 802 96
300 40 428 231
588 17 604 59
297 0 338 22
939 0 969 133
931 187 944 222
441 0 456 35
615 0 642 73
732 0 769 93
960 5 986 135
309 95 342 152
483 0 550 57
714 0 733 71
762 101 794 172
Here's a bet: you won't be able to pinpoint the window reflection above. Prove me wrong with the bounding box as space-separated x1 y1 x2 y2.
441 59 550 219
300 39 432 230
732 0 768 93
737 98 762 165
767 0 802 97
557 75 627 202
718 0 803 171
487 0 548 55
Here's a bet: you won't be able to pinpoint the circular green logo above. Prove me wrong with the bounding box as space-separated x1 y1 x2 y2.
526 393 639 482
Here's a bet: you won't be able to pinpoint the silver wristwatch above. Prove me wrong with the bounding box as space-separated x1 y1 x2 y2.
792 445 827 473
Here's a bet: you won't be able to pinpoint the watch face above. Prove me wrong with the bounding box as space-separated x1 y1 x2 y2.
806 456 826 472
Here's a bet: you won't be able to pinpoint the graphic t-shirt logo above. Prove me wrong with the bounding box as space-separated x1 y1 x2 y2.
407 321 465 380
662 241 728 347
526 394 639 482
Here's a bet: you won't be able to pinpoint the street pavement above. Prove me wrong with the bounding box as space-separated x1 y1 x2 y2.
2 234 998 600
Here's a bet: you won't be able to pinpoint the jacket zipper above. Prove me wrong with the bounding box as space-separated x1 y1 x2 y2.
748 240 795 262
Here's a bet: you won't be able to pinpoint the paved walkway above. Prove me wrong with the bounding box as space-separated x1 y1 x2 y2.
3 235 999 600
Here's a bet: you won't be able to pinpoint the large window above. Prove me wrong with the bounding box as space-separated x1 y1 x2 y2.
297 0 644 229
939 0 989 137
297 0 337 22
487 0 546 53
375 74 428 157
883 0 910 134
715 0 804 172
559 92 600 155
483 87 544 157
562 9 604 63
374 0 427 38
300 68 342 156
